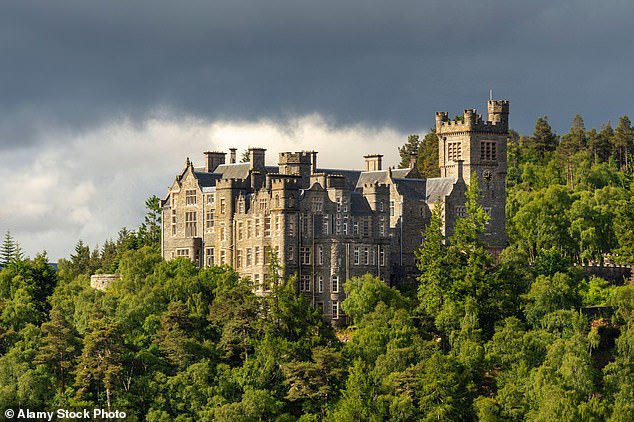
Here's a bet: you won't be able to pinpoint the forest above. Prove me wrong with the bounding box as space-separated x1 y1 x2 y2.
1 114 634 421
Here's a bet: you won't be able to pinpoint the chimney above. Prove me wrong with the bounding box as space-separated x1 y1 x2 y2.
249 147 266 170
309 151 318 174
409 154 417 169
364 154 383 172
229 148 237 164
204 151 226 172
457 160 464 181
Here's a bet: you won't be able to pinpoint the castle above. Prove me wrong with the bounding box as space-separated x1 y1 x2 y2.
161 100 509 324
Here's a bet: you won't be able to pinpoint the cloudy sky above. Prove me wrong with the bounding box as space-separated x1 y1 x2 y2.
2 0 634 260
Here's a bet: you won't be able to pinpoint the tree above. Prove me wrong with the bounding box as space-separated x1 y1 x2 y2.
138 195 162 249
1 230 23 266
398 134 420 169
74 316 125 410
531 116 559 159
612 115 634 171
416 131 440 178
342 274 408 325
36 304 81 393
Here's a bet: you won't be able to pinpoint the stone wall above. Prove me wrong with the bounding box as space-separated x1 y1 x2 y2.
90 274 120 291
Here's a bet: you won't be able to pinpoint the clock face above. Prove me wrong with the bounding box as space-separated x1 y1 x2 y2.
483 169 493 182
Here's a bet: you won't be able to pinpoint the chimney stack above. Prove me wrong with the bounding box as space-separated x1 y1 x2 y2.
229 148 237 164
364 154 383 172
204 151 226 172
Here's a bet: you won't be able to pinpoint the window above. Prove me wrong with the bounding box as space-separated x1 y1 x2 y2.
288 218 296 237
246 248 252 266
455 206 467 218
255 218 260 237
370 249 375 265
176 248 189 257
300 247 311 265
390 201 395 217
207 194 214 205
363 219 370 237
206 210 214 229
259 198 267 211
239 200 245 213
332 275 339 293
448 142 462 161
220 250 226 265
336 198 341 212
275 215 280 233
379 221 386 237
247 220 252 238
379 247 385 267
255 247 260 265
288 246 295 262
185 212 197 237
318 276 324 293
275 194 280 208
186 189 197 205
302 214 310 236
206 248 214 266
238 222 243 240
343 221 348 235
300 275 311 292
312 197 323 212
316 301 324 314
254 274 260 289
332 301 339 319
353 221 359 235
379 200 384 212
171 209 177 236
322 215 329 235
220 198 226 214
318 246 324 265
220 223 226 241
264 217 271 237
354 247 360 265
364 247 369 265
480 141 497 160
236 250 243 268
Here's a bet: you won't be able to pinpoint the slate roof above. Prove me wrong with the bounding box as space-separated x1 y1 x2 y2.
355 168 412 189
350 191 373 215
393 178 428 201
317 168 362 191
425 177 455 202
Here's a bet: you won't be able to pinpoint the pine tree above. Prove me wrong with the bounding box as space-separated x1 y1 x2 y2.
398 134 420 169
531 116 559 159
0 230 23 266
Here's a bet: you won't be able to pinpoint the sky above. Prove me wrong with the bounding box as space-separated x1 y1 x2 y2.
2 0 634 260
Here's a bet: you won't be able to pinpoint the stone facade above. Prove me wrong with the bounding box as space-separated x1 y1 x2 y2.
161 99 509 324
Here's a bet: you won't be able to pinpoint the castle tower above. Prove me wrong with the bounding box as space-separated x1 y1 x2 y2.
435 99 509 250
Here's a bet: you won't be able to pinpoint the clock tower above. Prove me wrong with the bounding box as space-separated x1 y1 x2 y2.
435 99 509 251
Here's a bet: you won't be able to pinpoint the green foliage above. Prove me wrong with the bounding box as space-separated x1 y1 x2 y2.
342 274 408 324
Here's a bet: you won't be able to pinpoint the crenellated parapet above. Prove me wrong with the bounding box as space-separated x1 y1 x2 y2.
436 100 509 135
216 178 249 191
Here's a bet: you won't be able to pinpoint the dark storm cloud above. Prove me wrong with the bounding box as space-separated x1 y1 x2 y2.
1 0 634 147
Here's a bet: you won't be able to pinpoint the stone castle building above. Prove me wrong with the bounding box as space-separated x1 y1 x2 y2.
161 100 509 324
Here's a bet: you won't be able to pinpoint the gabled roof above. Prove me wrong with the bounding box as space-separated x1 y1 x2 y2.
355 168 412 189
194 171 222 188
393 178 428 201
425 177 455 202
350 191 373 215
212 163 279 180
